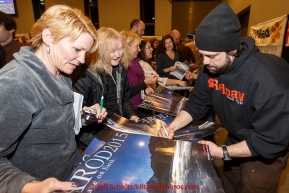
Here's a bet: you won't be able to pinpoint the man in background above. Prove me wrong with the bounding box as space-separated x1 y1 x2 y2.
170 29 181 46
130 19 145 37
0 46 6 69
171 29 197 69
185 32 201 61
0 11 26 67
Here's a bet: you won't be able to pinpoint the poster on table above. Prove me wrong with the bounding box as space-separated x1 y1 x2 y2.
103 113 222 142
139 86 188 116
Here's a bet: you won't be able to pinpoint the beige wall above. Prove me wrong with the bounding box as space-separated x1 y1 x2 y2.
13 0 170 35
172 1 220 40
45 0 84 11
155 0 172 36
98 0 139 31
249 0 289 27
225 0 289 35
98 0 172 35
13 0 35 34
13 0 84 34
13 0 289 36
224 0 250 15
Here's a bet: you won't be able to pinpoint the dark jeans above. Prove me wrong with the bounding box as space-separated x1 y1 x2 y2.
222 137 289 193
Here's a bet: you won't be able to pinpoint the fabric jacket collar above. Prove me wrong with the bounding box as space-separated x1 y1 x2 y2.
13 46 73 105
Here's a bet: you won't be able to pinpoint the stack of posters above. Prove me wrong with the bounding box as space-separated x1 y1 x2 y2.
73 92 84 135
104 113 222 142
139 86 188 116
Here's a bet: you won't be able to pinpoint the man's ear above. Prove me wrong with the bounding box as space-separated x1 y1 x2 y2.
42 28 53 46
228 50 237 56
9 29 15 34
132 25 137 33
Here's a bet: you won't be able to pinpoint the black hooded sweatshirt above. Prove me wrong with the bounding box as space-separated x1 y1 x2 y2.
183 36 289 159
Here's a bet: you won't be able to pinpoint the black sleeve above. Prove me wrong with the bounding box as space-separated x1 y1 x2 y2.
0 80 38 193
0 158 37 193
122 74 138 118
130 81 146 97
183 71 211 119
156 53 165 76
72 67 101 107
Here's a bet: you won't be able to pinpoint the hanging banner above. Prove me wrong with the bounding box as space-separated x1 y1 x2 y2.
286 21 289 47
250 15 287 47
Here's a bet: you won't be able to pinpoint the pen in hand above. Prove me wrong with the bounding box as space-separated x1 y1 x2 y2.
161 121 169 137
100 96 104 112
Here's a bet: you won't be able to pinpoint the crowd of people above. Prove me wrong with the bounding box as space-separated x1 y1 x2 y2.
1 3 289 193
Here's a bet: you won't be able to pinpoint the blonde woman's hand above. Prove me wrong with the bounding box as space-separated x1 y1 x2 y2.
144 74 158 85
130 115 139 123
145 87 154 95
177 80 187 87
82 104 107 123
89 103 107 123
21 178 77 193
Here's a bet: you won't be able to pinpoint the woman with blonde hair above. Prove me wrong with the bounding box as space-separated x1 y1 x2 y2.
120 31 157 118
0 5 106 192
72 27 138 147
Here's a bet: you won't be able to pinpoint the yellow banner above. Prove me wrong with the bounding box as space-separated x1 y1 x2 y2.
285 21 289 47
250 15 287 46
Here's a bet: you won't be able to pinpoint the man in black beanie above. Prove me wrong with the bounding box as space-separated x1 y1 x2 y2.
159 3 289 193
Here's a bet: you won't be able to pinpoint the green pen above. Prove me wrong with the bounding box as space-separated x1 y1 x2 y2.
100 95 104 112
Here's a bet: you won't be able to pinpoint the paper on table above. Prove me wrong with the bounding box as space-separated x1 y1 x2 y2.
165 85 191 90
170 61 189 80
73 92 84 135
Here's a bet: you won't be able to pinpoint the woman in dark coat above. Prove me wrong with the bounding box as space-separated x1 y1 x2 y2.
72 27 138 148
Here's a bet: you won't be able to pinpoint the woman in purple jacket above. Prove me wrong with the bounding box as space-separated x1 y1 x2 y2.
121 31 157 118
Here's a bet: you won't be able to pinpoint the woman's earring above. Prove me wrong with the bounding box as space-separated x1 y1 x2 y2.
46 45 50 54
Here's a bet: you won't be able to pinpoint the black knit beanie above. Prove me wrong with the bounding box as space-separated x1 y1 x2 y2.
195 3 241 52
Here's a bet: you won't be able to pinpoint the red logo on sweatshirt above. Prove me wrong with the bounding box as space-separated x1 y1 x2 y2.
208 78 245 103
